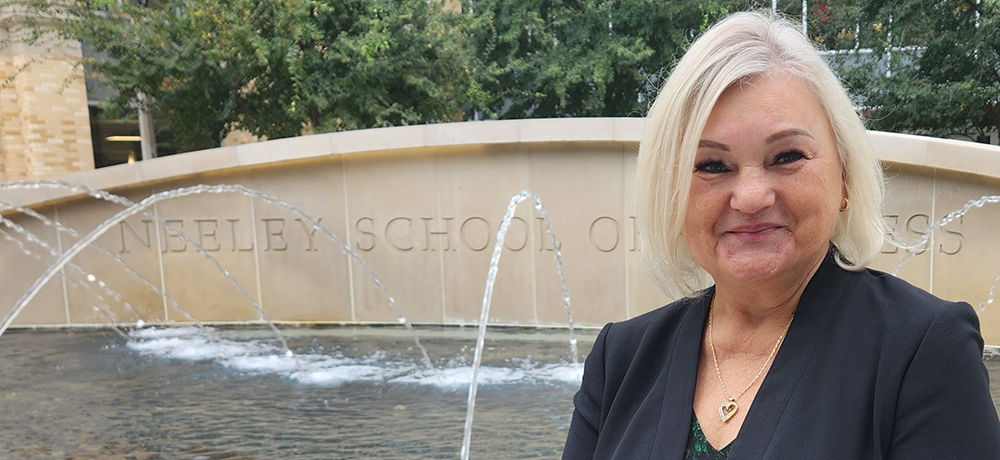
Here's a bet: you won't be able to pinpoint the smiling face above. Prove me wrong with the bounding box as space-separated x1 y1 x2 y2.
684 73 846 290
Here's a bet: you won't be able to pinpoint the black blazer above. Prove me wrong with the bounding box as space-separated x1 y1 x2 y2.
563 256 1000 459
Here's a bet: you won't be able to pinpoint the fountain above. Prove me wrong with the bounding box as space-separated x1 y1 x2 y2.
4 180 999 458
3 119 1000 457
0 181 585 458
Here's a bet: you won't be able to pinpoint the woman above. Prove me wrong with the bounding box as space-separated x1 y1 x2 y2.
562 11 1000 460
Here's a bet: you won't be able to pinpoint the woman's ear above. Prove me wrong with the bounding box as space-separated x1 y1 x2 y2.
840 181 849 212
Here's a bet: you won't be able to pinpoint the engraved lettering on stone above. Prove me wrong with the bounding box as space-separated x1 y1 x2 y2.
504 217 529 252
162 219 187 253
629 216 639 252
589 216 621 253
460 217 491 252
386 217 415 251
194 219 222 252
939 216 964 255
422 217 455 252
881 215 899 254
535 217 562 252
118 219 153 253
262 218 288 251
906 214 930 254
228 218 255 252
294 218 323 252
535 217 562 251
355 217 376 251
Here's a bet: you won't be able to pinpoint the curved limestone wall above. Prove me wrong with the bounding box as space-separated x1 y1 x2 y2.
3 118 1000 344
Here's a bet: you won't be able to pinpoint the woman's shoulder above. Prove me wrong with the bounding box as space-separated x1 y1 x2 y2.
582 294 708 399
598 293 708 358
850 266 978 326
842 268 999 457
614 293 703 330
841 266 983 352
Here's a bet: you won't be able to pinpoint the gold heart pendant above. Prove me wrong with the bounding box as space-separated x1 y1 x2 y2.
719 400 738 422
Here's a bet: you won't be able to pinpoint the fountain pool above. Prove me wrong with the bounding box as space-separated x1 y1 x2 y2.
1 325 590 460
3 325 999 460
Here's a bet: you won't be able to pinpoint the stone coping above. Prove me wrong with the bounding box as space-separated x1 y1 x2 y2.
4 117 1000 207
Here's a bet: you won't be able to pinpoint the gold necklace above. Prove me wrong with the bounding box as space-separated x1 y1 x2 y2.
707 303 794 423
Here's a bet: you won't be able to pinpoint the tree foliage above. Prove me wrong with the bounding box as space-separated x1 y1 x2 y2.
468 0 739 118
829 0 1000 142
8 0 990 151
309 0 485 131
2 0 755 151
2 0 482 150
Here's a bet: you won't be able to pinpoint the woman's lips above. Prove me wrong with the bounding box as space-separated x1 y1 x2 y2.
725 225 784 243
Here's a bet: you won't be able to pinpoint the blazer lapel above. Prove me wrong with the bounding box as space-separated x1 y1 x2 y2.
646 289 713 460
726 256 855 459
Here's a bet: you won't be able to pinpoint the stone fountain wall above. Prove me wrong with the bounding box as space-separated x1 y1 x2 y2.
3 119 1000 344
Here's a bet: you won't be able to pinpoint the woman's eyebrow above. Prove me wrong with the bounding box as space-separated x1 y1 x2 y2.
698 139 729 151
698 129 812 151
766 128 814 143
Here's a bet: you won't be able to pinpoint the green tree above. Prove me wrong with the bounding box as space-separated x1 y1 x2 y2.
832 0 1000 142
467 0 742 119
1 0 484 150
309 0 486 131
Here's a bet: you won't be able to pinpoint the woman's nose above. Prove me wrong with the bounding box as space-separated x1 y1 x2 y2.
729 169 776 214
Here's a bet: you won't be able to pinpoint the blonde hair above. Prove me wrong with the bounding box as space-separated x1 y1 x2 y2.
636 11 889 299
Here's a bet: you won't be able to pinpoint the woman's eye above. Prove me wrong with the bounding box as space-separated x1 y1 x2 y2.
774 150 805 165
695 161 729 174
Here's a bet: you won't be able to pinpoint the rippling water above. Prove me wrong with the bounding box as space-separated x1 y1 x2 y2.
0 327 587 459
0 326 998 460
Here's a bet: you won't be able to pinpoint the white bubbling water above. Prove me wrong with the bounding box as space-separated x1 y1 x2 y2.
126 327 583 389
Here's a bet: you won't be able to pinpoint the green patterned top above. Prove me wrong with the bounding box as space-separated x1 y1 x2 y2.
683 418 732 460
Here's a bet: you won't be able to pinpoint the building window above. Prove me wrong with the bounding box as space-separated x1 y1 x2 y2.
88 105 140 168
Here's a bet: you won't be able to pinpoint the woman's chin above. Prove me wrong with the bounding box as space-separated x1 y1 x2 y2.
713 241 829 289
716 247 798 286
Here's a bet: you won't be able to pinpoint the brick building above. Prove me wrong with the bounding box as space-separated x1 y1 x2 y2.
0 32 94 181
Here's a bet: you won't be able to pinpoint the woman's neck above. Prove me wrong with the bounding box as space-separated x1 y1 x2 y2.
711 253 825 327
